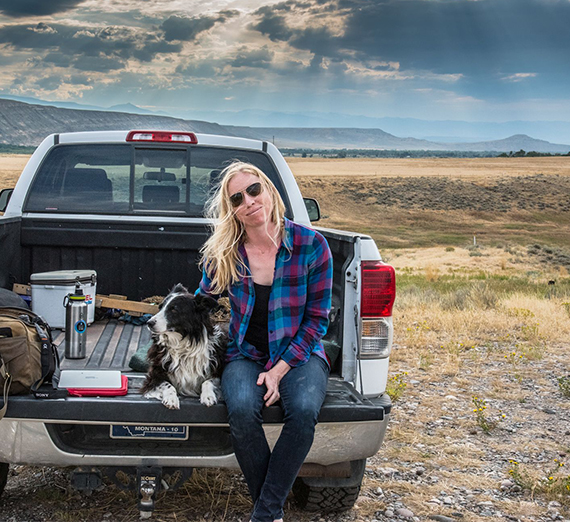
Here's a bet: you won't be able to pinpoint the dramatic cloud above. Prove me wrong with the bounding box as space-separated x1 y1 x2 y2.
160 11 239 42
0 0 569 123
31 22 58 34
34 75 64 90
347 0 570 78
72 55 125 72
175 60 222 79
0 0 88 18
250 0 570 75
0 22 182 71
67 73 92 85
250 9 294 42
8 70 92 95
0 23 70 49
230 47 274 68
245 0 570 103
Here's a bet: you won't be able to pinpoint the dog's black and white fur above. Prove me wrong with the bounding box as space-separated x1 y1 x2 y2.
140 284 227 409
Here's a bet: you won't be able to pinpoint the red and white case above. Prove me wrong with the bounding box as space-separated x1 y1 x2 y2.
67 374 129 397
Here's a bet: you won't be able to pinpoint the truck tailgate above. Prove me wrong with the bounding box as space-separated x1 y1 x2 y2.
4 377 391 424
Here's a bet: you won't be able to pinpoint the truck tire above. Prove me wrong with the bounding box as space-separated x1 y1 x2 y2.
292 459 365 513
293 479 360 513
0 463 8 498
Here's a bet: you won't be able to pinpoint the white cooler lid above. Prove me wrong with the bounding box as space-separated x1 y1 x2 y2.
30 269 97 285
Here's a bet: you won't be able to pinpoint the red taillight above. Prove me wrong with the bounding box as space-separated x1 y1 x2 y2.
361 261 396 318
126 131 198 144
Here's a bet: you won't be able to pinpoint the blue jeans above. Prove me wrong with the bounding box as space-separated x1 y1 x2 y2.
221 355 329 522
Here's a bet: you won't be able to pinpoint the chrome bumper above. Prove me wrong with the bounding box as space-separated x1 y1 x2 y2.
0 415 389 468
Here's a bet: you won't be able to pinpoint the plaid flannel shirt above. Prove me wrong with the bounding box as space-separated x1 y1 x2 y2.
197 218 333 370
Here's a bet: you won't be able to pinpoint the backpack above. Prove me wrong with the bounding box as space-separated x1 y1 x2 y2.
0 307 62 420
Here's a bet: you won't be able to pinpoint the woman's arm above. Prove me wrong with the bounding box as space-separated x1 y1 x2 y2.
194 266 220 298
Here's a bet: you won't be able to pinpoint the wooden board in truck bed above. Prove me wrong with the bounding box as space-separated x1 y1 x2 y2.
53 319 152 371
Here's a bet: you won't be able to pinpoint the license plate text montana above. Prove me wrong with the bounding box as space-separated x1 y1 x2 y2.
110 425 189 440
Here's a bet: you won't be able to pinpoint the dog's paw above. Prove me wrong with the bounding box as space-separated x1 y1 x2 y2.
162 386 180 409
145 382 180 409
200 389 218 407
163 394 180 409
143 389 161 401
200 379 219 407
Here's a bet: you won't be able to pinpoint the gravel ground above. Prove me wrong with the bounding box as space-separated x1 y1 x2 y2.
2 344 569 522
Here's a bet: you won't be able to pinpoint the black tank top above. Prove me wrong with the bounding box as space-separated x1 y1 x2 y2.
244 283 271 354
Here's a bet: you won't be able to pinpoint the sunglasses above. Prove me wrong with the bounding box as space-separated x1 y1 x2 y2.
229 182 263 208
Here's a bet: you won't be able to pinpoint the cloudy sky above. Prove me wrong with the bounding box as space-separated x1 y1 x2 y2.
0 0 569 124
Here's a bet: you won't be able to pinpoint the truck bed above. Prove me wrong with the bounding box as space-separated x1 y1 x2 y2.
4 320 391 425
2 319 391 424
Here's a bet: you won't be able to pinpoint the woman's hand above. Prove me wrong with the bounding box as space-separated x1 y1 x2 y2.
257 360 291 407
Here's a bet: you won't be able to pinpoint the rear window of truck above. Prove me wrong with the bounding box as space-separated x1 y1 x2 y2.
24 144 285 216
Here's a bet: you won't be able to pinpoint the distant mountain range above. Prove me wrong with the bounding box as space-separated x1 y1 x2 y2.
5 95 570 144
229 126 570 153
0 97 569 153
186 109 570 145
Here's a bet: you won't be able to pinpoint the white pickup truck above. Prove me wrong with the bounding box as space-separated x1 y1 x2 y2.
0 130 395 516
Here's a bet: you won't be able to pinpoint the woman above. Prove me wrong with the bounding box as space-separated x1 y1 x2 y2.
197 161 333 522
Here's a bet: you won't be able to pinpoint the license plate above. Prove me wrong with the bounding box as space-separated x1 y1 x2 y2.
110 425 189 440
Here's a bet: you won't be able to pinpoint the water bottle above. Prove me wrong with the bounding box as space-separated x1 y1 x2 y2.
64 283 88 359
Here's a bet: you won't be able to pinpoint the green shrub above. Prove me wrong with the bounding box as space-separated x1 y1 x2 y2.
558 376 570 398
386 372 408 402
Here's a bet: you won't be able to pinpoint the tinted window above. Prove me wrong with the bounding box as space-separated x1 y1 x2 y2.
25 144 287 216
26 145 131 214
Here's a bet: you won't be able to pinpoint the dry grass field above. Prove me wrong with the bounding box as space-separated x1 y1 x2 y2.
1 155 569 521
290 157 570 249
288 156 570 179
0 154 29 189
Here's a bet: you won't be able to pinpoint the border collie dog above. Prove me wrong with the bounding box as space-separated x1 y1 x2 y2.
141 284 227 409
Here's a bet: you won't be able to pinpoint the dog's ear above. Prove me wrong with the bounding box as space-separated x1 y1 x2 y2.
170 283 189 294
194 294 219 312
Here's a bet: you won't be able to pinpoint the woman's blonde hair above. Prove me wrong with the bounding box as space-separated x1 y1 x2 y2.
200 161 286 294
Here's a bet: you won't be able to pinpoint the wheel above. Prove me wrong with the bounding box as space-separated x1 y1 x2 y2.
292 459 366 514
293 478 360 513
0 463 9 498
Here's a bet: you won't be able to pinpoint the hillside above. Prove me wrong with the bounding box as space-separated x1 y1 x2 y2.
447 133 570 153
0 99 234 146
0 98 569 153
